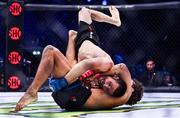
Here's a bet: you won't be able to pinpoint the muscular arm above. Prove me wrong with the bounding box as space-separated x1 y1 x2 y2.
64 57 113 85
101 63 124 78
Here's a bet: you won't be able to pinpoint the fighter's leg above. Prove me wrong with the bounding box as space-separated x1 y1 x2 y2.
28 45 71 92
78 7 93 24
78 7 114 65
51 46 72 77
89 6 121 27
15 45 71 112
66 30 77 67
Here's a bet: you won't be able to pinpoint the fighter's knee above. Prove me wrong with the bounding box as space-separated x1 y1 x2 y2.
79 7 90 16
68 30 77 36
81 7 89 12
78 7 92 24
43 45 55 55
41 46 55 70
68 30 74 34
44 45 54 50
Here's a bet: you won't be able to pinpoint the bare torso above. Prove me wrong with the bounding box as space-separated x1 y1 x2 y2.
78 40 112 62
83 88 125 109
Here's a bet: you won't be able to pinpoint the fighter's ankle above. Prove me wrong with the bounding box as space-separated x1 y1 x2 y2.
26 89 37 96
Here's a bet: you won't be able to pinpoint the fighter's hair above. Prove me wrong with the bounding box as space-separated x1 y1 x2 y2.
126 79 143 105
112 74 127 97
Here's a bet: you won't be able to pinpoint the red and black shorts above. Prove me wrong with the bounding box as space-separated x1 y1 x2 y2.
75 21 101 59
51 81 92 111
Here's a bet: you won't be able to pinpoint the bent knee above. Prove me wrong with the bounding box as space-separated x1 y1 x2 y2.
78 7 92 24
79 7 91 17
43 45 56 55
79 7 90 14
44 45 55 51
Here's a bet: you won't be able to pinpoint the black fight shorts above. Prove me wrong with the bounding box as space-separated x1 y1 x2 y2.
52 83 92 111
75 21 101 59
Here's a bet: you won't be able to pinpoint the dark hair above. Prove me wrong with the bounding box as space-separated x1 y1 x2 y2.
146 58 155 64
126 79 143 105
111 74 127 97
112 79 127 97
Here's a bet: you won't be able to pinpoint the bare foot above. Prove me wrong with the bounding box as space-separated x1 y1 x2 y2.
69 30 77 41
14 92 38 112
109 6 121 27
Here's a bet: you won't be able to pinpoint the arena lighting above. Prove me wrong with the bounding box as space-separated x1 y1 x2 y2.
87 0 92 2
33 51 41 55
9 2 22 16
8 26 22 41
8 76 21 89
8 51 21 65
102 0 107 5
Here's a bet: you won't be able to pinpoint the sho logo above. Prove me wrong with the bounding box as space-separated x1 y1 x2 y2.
9 2 22 16
8 76 21 89
9 27 22 41
8 51 21 65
